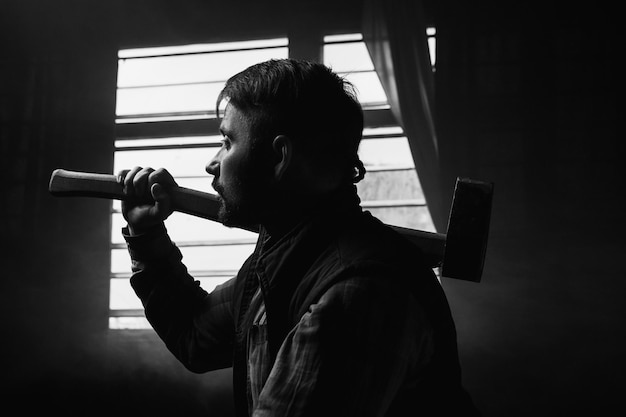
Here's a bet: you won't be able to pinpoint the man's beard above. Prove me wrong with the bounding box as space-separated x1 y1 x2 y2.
216 192 252 229
213 175 266 230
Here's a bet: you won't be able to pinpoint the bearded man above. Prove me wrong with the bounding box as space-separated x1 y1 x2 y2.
120 58 479 417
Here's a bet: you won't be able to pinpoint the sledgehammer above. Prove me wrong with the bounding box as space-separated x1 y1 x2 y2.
48 169 493 282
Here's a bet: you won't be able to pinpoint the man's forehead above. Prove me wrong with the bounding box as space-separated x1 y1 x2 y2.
219 103 236 133
219 103 249 135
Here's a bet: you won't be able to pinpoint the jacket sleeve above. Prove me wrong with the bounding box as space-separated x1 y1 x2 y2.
123 223 236 372
253 276 434 417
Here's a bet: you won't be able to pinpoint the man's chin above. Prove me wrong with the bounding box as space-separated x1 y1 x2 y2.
216 201 235 226
218 204 258 230
218 208 238 228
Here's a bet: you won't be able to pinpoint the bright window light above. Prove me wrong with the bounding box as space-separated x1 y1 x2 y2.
323 34 387 107
119 38 289 58
111 38 287 330
116 38 288 123
427 26 436 69
323 33 436 235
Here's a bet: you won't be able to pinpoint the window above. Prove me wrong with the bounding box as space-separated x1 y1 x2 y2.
323 33 436 233
109 30 437 329
427 26 437 71
110 38 288 329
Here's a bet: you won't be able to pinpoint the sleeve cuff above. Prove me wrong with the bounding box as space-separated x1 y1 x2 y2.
122 222 178 264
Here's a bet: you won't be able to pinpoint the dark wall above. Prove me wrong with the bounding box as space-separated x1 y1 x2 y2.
0 1 622 416
434 2 624 415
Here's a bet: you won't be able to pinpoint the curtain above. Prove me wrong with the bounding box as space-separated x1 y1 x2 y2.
362 0 446 232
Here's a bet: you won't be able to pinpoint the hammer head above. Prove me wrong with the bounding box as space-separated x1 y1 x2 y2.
441 177 494 282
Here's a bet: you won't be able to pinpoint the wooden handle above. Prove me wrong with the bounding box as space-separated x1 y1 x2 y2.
49 169 222 222
49 168 452 270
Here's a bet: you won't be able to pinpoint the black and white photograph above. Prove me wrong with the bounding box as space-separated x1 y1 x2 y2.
0 1 621 416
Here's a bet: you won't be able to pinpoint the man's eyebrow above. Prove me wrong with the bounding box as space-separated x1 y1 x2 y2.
219 125 231 137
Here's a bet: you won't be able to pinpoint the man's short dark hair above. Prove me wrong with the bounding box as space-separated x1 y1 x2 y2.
217 59 366 183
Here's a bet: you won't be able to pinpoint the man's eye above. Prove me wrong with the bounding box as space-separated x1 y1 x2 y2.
220 137 231 149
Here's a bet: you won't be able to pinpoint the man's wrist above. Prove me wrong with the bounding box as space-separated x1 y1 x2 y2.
122 222 173 263
126 221 166 237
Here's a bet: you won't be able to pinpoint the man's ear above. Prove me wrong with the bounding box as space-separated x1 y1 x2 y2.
271 135 294 181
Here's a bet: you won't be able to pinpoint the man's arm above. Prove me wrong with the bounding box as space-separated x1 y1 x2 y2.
115 165 235 370
124 223 236 372
253 276 434 417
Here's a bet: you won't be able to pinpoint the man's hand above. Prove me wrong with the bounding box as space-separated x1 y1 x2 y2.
119 166 177 235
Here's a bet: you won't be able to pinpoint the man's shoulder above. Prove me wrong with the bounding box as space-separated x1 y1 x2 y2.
289 211 436 319
330 211 428 271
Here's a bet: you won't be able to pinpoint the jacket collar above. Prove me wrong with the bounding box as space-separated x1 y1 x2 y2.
256 184 362 282
251 184 362 358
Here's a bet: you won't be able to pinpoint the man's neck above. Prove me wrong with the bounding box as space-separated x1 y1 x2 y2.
259 184 361 242
260 196 309 242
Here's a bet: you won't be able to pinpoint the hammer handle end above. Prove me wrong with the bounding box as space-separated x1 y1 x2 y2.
49 169 125 199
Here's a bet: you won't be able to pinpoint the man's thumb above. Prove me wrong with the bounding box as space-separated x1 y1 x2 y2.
151 183 165 200
151 183 173 218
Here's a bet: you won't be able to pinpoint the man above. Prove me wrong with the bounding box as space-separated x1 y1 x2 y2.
121 59 479 416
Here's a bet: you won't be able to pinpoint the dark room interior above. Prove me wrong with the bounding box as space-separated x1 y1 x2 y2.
1 0 622 415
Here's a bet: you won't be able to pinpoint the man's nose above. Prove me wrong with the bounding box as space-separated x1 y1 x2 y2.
205 149 222 176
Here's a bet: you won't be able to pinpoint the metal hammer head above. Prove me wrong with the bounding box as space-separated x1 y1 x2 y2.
441 177 494 282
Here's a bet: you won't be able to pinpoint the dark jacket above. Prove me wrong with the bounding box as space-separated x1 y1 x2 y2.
229 194 478 416
128 189 479 416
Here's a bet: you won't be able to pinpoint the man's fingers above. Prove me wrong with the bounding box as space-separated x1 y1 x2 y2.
119 166 176 230
149 168 177 188
117 169 131 184
132 167 155 201
123 166 144 198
